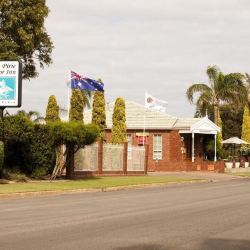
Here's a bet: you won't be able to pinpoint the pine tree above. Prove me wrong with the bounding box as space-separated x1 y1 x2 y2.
111 97 126 144
69 89 84 122
92 90 106 139
45 95 60 122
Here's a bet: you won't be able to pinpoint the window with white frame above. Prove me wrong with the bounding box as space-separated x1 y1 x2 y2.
127 134 132 160
153 134 162 160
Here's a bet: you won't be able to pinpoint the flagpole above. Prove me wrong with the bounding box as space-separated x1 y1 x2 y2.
143 91 147 146
67 70 71 121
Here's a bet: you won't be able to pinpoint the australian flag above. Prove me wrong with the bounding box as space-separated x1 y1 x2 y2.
70 71 104 92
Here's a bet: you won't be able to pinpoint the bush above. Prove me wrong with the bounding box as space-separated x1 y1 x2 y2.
1 115 34 173
3 169 29 182
49 121 99 148
30 124 55 178
49 121 99 177
1 115 55 178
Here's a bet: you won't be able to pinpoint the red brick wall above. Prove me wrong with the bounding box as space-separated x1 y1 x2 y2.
105 129 224 173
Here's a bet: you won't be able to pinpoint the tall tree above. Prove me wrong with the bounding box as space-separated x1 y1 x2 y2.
241 73 250 147
186 65 247 125
69 89 84 122
92 82 106 139
45 95 60 122
0 0 53 79
241 106 250 142
220 104 244 139
111 97 126 144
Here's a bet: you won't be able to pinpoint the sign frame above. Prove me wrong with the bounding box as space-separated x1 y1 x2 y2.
0 61 22 108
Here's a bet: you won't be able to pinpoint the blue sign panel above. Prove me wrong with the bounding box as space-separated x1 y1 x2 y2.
0 77 16 100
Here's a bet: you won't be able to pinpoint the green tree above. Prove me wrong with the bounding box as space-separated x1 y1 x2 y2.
186 65 247 125
30 124 54 178
220 104 244 139
241 106 250 141
69 89 84 122
45 95 60 122
92 90 106 139
111 97 127 144
216 112 223 154
241 74 250 149
0 0 53 79
0 115 34 174
49 121 99 178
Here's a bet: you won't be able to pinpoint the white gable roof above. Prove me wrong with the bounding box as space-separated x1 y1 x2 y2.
179 116 221 134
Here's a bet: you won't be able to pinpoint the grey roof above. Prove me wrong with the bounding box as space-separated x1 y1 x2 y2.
172 117 201 129
84 100 203 130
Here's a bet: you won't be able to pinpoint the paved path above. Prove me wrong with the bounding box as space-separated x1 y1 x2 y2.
148 171 243 182
1 179 250 250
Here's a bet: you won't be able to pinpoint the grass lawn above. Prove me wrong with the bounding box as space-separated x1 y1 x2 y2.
0 176 203 194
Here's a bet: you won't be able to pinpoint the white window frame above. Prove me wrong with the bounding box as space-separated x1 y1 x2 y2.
153 134 162 160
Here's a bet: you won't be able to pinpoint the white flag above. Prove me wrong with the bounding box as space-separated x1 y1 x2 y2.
145 92 168 112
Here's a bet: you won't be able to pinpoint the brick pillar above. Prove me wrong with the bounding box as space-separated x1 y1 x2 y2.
98 140 103 175
123 142 128 175
144 144 149 175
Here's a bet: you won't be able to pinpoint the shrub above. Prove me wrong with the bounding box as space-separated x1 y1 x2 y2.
30 124 55 178
1 115 34 173
49 121 99 177
92 90 106 139
69 89 84 122
45 95 60 122
111 97 127 144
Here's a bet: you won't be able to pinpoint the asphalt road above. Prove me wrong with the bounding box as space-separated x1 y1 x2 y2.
1 179 250 250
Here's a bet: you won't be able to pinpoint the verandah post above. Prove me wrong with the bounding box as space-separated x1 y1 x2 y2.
144 144 149 175
214 134 217 162
192 133 195 162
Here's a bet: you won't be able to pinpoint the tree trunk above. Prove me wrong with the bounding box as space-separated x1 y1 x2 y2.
66 144 74 179
213 105 219 125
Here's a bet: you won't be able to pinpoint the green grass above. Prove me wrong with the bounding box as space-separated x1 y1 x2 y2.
0 176 203 194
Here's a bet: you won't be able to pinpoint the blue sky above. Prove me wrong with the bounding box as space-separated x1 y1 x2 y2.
12 0 250 117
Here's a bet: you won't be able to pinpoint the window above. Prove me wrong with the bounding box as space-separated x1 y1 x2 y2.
153 135 162 160
127 134 132 160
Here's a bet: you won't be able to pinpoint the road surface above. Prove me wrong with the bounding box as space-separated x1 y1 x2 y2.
1 179 250 250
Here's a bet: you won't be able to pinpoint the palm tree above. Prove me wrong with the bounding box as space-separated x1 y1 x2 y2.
17 110 45 124
186 65 247 125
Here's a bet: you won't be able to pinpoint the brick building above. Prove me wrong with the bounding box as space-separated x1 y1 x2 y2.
85 101 224 172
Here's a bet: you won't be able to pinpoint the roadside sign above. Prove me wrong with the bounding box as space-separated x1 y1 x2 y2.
0 61 22 107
